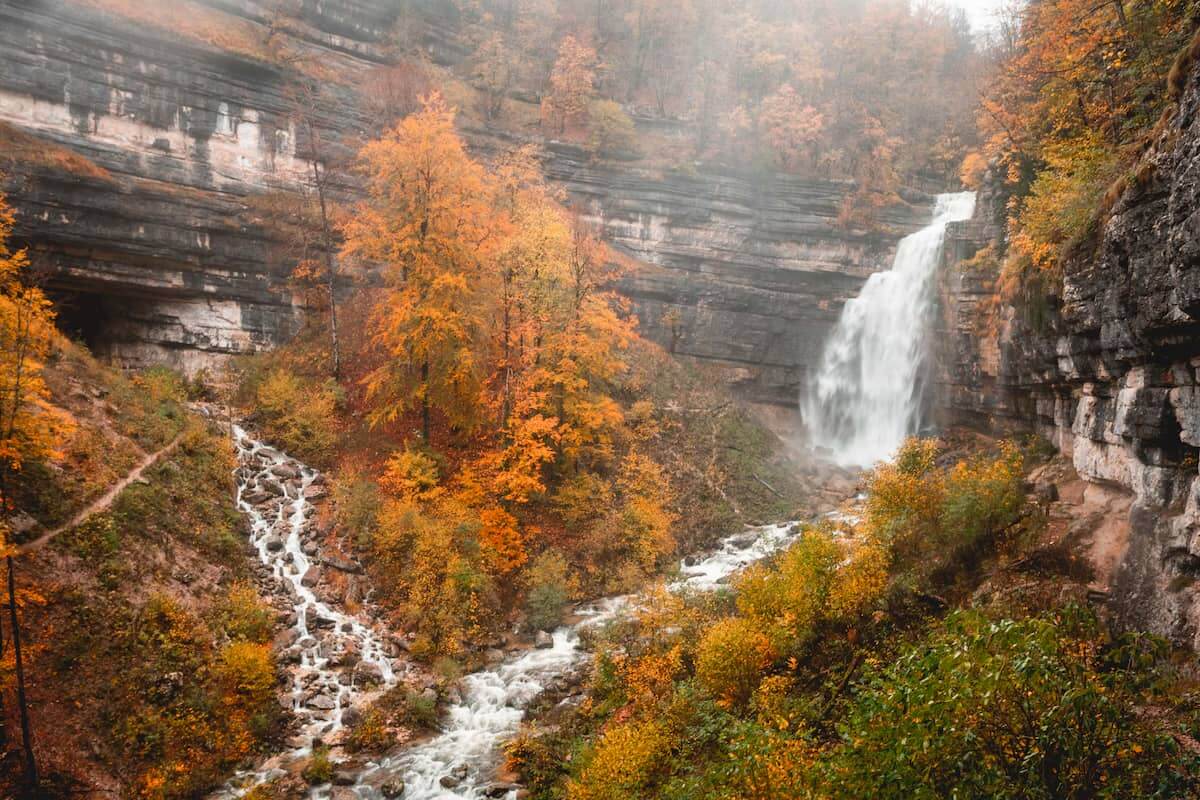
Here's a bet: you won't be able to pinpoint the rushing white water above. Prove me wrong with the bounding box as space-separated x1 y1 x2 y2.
347 520 806 799
215 427 404 798
222 426 813 799
804 192 976 468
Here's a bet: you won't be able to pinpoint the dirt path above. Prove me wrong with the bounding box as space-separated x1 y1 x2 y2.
16 433 185 555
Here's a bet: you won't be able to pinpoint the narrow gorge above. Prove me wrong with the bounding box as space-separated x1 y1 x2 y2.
3 1 1200 799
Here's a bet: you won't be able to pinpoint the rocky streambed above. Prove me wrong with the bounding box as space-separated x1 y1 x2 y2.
214 427 410 798
219 426 838 799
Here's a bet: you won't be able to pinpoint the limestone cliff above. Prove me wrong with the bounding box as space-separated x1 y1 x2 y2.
0 0 927 400
938 48 1200 646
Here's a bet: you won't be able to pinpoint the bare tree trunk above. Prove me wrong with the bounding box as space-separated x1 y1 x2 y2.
421 360 431 443
306 123 341 380
6 557 35 789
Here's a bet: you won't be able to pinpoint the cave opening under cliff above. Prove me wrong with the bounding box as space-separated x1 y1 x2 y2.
47 288 124 357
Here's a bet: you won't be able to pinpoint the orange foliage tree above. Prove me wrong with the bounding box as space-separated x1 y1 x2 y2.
542 35 597 135
344 93 504 442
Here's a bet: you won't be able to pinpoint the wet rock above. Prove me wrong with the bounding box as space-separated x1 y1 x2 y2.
727 532 758 550
333 770 357 786
308 694 338 711
322 555 364 574
314 614 337 629
486 783 520 798
341 705 362 727
440 775 461 789
534 630 554 649
273 628 299 650
264 536 284 552
485 648 505 664
301 567 321 588
272 464 299 479
380 780 406 798
356 662 384 686
304 484 328 500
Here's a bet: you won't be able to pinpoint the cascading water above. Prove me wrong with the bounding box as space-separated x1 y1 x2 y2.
346 520 810 799
220 424 821 799
214 427 404 798
219 419 849 799
804 192 976 468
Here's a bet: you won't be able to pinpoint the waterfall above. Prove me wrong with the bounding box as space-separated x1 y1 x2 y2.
804 192 976 468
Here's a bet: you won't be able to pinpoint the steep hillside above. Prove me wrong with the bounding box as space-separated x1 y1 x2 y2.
1 342 287 797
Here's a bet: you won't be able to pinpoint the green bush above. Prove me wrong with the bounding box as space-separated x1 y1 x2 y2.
818 610 1196 799
302 746 335 784
524 549 574 632
403 686 440 729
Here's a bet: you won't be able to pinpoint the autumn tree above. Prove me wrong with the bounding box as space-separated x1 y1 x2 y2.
344 93 502 442
758 83 823 171
0 188 71 788
975 0 1192 301
473 33 518 120
362 60 432 133
542 35 597 135
286 79 343 378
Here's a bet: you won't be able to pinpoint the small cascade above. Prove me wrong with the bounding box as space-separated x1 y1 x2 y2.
214 427 404 798
347 520 809 799
219 426 837 799
804 192 976 468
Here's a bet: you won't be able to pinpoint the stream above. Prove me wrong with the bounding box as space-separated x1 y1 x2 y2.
220 427 813 799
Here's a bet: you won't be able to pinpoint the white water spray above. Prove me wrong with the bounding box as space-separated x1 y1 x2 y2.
804 192 975 468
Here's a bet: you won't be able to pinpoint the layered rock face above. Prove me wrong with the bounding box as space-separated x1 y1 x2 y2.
0 0 392 369
537 145 929 404
938 54 1200 645
0 0 925 396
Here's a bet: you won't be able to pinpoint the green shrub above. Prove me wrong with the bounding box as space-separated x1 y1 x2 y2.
524 549 575 632
818 610 1196 799
403 687 440 729
302 746 335 784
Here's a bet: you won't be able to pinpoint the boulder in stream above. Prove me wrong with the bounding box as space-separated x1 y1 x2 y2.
380 780 406 798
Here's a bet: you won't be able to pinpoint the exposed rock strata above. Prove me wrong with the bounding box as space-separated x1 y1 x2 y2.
0 0 927 398
938 53 1200 646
